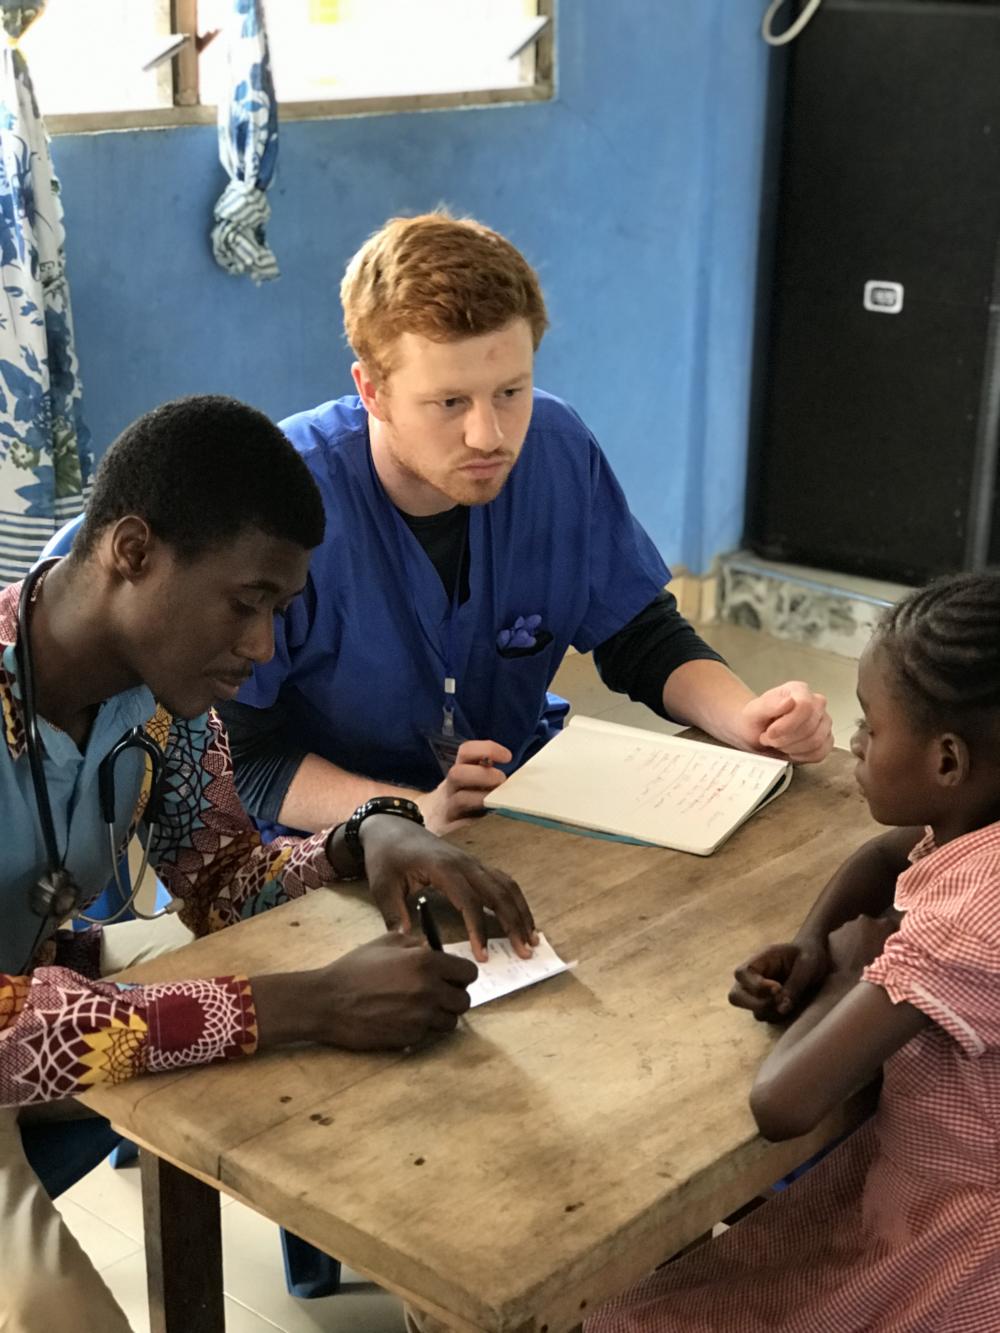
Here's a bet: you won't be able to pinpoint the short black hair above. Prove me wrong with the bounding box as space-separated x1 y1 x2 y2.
74 395 325 560
877 571 1000 735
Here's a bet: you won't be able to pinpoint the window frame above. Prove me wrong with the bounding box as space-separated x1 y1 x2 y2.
44 0 555 136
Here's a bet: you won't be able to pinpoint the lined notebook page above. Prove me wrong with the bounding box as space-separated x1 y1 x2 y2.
485 716 791 855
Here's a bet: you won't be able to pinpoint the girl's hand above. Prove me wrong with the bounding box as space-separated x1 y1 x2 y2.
729 936 830 1022
827 914 899 977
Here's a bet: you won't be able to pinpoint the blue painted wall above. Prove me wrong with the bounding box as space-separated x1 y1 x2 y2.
51 0 770 573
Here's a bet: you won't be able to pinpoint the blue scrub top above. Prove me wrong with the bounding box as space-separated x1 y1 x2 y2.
0 640 154 976
238 389 669 803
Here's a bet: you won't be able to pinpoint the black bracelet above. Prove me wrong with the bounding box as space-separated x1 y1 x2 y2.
342 796 424 867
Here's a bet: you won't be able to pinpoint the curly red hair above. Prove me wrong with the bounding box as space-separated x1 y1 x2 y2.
341 210 548 383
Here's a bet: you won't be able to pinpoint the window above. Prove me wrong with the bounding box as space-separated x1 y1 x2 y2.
20 0 175 117
256 0 550 103
23 0 553 135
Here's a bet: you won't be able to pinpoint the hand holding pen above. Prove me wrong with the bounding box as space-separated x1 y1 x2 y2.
420 738 514 837
416 894 475 1027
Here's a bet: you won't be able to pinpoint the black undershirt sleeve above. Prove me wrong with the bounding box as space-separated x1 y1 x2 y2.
217 697 307 824
592 590 726 720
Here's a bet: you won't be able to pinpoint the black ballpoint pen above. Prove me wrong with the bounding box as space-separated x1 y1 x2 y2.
415 894 444 951
416 894 473 1027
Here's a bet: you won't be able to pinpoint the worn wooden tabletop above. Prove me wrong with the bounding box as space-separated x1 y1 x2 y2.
81 748 877 1332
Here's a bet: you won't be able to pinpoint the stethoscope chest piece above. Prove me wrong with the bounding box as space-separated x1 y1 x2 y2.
29 867 81 922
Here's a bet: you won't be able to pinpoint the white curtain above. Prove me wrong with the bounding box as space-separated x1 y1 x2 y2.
0 1 90 583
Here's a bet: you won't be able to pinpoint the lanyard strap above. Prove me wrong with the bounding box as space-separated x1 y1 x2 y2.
382 487 468 735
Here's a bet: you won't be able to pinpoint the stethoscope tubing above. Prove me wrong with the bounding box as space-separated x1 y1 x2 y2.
15 559 174 950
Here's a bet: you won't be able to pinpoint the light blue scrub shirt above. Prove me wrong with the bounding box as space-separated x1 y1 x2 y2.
1 640 153 976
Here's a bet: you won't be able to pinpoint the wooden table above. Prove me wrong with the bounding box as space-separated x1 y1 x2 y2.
80 749 877 1333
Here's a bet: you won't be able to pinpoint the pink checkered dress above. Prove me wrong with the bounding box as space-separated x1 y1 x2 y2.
585 823 1000 1333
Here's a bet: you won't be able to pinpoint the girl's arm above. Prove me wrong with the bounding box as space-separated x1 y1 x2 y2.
731 826 923 1022
749 915 930 1141
791 825 922 948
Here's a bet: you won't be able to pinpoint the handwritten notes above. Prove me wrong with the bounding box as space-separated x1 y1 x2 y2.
444 933 573 1008
622 742 780 832
485 715 792 855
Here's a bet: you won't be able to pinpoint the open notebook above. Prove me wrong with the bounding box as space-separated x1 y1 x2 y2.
484 716 792 856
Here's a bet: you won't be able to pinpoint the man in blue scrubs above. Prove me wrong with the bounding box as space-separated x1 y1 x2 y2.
225 213 833 838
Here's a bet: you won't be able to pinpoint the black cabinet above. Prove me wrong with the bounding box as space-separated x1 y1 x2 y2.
747 0 1000 583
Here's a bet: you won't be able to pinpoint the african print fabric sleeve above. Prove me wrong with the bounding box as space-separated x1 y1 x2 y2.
0 966 257 1107
0 710 335 1107
146 707 338 937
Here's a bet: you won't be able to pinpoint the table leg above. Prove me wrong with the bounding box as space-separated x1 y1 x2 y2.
140 1149 225 1333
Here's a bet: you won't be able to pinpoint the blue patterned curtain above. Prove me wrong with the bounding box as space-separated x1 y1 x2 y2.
0 1 90 583
211 0 279 285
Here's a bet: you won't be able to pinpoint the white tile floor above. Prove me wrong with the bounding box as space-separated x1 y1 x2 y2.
61 622 862 1332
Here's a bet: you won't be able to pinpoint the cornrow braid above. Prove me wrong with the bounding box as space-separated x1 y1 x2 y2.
877 571 1000 729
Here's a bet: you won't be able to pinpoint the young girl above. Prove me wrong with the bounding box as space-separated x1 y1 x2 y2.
586 572 1000 1333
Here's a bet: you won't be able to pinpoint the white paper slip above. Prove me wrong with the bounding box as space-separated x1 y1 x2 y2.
444 933 573 1008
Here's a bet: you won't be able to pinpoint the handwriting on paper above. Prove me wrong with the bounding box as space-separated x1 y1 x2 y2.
444 933 572 1008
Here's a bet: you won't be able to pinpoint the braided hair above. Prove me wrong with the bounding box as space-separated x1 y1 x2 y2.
876 572 1000 735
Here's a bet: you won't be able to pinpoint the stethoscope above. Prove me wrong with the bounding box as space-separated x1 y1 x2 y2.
16 559 173 962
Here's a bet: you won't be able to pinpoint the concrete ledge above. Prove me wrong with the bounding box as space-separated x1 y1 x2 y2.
716 552 910 661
